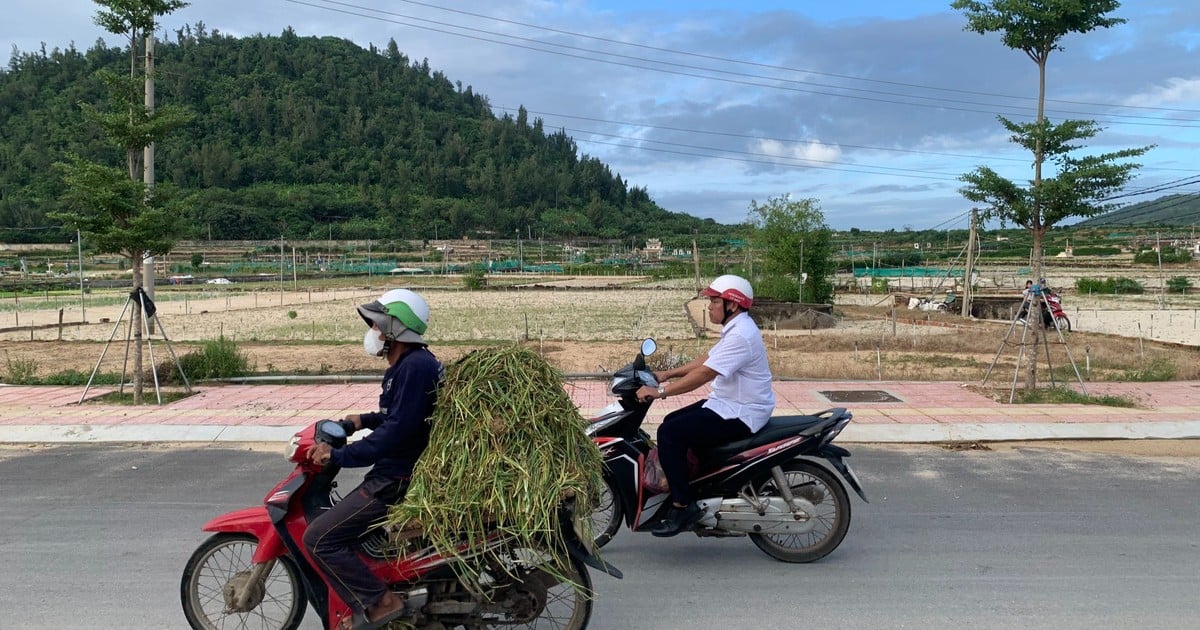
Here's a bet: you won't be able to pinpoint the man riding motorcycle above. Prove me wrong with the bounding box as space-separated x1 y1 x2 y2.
303 288 441 630
634 274 775 537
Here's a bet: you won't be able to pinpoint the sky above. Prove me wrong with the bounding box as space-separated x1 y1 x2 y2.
4 0 1199 231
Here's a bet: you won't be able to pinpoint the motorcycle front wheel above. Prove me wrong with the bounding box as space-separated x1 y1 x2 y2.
180 533 307 630
1054 315 1071 332
749 460 851 563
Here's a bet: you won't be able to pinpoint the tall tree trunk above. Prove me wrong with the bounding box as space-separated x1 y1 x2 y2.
1024 54 1049 392
1025 229 1045 391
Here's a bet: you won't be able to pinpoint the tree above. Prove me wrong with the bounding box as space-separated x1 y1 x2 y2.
952 0 1151 390
748 195 835 304
51 0 191 403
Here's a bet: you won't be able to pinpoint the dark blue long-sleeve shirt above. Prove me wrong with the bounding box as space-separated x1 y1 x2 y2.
330 346 441 480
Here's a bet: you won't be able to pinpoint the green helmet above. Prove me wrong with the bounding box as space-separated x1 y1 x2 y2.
356 288 430 344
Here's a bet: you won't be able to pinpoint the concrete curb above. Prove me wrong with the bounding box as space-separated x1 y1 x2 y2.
4 421 1199 444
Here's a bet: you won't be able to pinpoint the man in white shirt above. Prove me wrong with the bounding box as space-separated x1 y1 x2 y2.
636 274 775 537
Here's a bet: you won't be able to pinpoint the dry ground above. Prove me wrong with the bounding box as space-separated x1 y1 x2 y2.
1 277 1197 383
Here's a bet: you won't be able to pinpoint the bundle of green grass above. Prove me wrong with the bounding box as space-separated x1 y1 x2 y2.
384 344 603 594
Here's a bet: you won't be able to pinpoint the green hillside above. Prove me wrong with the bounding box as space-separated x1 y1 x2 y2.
1075 194 1200 227
0 26 726 243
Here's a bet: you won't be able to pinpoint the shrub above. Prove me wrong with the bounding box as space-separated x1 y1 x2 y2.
1166 276 1191 294
42 369 122 386
1118 357 1177 382
287 310 298 319
463 264 487 290
1112 277 1145 294
2 353 38 384
1074 277 1144 295
1134 250 1192 265
175 336 252 380
751 275 800 302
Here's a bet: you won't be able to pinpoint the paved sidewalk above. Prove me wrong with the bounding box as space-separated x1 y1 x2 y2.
2 379 1199 444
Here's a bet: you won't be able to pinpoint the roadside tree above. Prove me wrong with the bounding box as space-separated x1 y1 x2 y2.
50 0 191 403
748 195 835 304
952 0 1151 390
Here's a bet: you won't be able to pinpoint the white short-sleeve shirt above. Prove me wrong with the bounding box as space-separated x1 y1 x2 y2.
701 311 775 432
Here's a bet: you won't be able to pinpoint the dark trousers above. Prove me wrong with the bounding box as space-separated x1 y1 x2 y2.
303 475 407 614
656 400 752 506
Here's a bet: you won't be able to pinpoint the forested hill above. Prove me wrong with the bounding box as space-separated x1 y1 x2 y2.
0 26 726 243
1075 194 1200 227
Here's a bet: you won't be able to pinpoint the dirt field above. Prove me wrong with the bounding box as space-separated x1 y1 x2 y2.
1 276 1197 382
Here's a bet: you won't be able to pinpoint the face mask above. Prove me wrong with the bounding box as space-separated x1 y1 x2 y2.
363 328 386 356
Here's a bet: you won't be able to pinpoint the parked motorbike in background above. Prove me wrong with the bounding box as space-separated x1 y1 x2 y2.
180 419 617 630
585 339 868 563
1019 290 1071 332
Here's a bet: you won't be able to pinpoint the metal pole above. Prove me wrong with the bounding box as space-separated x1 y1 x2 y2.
77 229 86 322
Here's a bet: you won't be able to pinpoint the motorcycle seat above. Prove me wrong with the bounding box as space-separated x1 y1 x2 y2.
695 413 832 462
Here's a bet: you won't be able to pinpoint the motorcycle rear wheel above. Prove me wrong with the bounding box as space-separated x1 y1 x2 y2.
180 533 306 630
749 460 851 563
471 547 593 629
589 475 623 548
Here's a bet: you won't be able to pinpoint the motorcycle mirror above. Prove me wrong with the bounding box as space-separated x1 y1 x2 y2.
641 338 657 357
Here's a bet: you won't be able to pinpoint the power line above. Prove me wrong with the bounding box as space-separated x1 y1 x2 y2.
574 137 960 181
288 0 1200 129
1101 175 1200 202
561 126 966 178
494 105 1032 165
322 0 1200 117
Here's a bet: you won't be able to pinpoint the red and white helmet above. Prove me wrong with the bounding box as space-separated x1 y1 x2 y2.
700 274 753 309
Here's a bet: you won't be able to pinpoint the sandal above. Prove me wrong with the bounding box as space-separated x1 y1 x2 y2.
352 598 408 630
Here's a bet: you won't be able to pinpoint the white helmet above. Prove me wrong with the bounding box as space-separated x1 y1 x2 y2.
700 274 754 309
356 288 430 345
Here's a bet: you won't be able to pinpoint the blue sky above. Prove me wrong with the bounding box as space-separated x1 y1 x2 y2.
5 1 1199 231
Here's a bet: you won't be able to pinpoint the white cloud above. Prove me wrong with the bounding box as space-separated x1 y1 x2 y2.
1121 76 1200 107
754 139 842 165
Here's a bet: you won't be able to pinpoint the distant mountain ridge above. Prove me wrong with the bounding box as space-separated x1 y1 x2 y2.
0 26 726 243
1076 194 1200 227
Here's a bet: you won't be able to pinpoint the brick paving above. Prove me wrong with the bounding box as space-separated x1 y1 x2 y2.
1 379 1199 443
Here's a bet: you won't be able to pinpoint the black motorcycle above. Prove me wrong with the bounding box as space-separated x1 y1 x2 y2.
585 339 868 563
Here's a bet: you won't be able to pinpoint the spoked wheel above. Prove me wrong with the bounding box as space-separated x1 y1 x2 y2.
1054 315 1071 332
589 475 623 548
180 533 307 630
749 460 851 563
475 547 593 629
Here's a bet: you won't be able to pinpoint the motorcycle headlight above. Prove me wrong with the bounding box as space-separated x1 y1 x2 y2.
284 435 301 462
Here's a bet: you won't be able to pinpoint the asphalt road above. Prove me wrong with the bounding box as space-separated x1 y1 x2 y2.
1 443 1197 629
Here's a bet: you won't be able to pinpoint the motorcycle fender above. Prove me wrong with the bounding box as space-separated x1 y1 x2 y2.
565 536 623 579
201 506 287 562
815 445 869 503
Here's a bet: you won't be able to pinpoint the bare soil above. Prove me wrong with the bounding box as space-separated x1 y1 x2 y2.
1 278 1197 383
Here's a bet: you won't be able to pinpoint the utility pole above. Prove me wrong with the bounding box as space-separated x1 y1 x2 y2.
142 32 156 335
77 229 86 323
962 209 977 318
1156 231 1165 309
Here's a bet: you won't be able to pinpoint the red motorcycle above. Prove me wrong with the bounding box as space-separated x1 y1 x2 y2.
180 419 617 630
1020 290 1071 332
585 339 868 563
